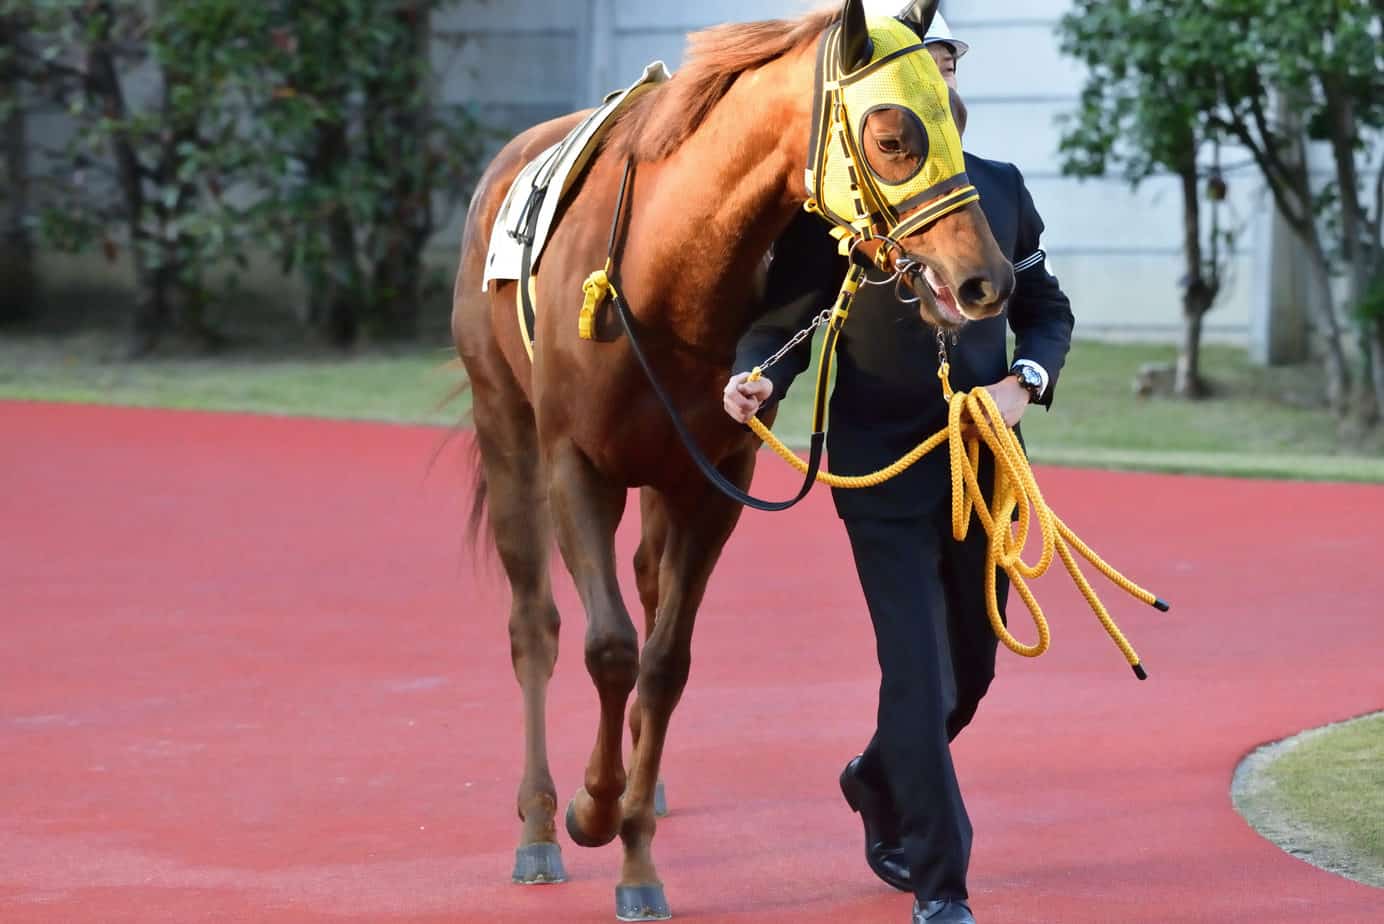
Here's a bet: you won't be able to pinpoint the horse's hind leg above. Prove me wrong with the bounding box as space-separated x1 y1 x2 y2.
469 363 566 884
630 489 670 817
547 441 638 851
616 448 755 921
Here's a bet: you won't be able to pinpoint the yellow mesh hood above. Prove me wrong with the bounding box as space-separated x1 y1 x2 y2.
819 16 969 227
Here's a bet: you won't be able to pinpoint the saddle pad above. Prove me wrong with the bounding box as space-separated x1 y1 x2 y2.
482 60 671 291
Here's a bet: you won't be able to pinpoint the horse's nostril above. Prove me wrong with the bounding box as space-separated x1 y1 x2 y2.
958 271 1013 309
958 276 996 307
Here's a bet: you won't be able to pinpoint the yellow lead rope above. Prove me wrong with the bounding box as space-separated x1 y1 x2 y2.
745 362 1168 678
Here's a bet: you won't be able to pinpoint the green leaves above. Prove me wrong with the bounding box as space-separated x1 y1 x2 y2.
12 0 488 345
1057 0 1219 185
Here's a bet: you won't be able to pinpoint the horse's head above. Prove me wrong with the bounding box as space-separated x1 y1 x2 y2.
809 0 1012 330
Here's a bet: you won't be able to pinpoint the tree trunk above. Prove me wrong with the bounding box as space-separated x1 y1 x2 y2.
308 120 362 347
1175 158 1211 398
365 3 431 340
0 13 36 323
1321 78 1380 429
1227 97 1352 410
323 202 362 346
1302 234 1352 413
84 10 170 356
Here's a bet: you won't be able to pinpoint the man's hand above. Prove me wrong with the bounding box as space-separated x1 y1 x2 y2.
963 375 1031 439
723 372 774 423
985 375 1032 428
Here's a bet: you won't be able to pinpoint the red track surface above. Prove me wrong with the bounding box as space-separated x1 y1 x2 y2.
3 401 1381 923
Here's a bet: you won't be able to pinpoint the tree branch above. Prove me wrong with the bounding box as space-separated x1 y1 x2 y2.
1210 112 1310 231
1245 76 1301 190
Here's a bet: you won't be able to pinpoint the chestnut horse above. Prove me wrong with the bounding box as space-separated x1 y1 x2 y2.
452 0 1011 918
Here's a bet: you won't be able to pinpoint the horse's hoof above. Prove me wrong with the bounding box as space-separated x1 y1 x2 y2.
615 883 671 921
512 842 567 884
653 780 669 818
566 796 619 848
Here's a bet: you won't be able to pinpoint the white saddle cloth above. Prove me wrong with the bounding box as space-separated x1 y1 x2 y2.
481 61 672 291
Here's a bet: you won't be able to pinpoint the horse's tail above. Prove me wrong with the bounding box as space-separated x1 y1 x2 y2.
427 371 492 563
465 426 490 557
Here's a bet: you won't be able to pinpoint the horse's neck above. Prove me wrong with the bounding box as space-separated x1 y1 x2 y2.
622 50 815 351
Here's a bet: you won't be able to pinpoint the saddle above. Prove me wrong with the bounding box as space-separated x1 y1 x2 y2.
481 60 671 295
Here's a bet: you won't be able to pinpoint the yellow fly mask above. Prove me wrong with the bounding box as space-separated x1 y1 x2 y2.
805 15 978 260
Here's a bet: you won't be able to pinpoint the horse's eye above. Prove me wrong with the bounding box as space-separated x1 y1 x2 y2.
877 137 904 155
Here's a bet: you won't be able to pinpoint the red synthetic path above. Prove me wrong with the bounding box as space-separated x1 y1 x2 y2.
2 401 1381 923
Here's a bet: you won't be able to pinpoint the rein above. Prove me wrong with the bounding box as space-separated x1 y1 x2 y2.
562 25 1170 675
589 158 846 512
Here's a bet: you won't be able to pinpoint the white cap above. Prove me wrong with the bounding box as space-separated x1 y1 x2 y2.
861 2 970 59
922 11 968 59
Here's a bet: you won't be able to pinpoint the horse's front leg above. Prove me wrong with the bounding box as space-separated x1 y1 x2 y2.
616 449 754 921
547 440 639 850
630 488 671 817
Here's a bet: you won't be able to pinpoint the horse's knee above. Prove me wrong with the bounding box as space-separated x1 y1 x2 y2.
636 639 691 713
510 598 559 656
584 626 640 694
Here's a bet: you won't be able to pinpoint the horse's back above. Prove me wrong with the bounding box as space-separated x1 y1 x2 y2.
452 111 593 374
454 111 592 302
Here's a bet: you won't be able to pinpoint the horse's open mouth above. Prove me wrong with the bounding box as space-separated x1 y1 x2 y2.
921 266 965 325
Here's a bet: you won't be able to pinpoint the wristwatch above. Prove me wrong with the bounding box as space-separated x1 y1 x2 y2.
1010 362 1044 404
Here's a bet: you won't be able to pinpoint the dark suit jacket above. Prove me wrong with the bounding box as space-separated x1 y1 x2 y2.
733 153 1075 520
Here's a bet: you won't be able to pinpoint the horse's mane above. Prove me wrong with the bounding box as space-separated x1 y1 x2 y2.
608 9 838 163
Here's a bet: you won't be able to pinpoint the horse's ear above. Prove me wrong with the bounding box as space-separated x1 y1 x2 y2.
839 0 873 73
906 0 940 39
949 87 968 136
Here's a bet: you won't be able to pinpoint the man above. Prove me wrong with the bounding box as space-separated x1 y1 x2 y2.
722 7 1075 924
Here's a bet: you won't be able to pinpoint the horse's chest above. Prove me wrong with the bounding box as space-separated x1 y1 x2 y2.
541 349 740 489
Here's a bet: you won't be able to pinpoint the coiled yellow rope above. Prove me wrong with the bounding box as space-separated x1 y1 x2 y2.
745 362 1168 678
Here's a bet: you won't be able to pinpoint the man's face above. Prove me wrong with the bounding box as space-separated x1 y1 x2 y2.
927 42 958 91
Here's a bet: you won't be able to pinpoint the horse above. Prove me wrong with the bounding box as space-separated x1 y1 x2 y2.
451 0 1012 918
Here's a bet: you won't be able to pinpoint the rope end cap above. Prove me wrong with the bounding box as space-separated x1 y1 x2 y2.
1132 663 1148 681
1153 598 1170 612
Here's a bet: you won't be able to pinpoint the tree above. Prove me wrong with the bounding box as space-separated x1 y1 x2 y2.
9 0 261 355
234 1 488 345
1288 0 1384 421
0 9 36 322
1062 0 1384 428
8 0 489 352
1057 0 1235 398
1198 0 1384 422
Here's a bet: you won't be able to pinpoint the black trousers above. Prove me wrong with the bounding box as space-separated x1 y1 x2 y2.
844 502 1008 902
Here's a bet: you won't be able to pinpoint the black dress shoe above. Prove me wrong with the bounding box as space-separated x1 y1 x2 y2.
912 898 975 923
838 755 911 891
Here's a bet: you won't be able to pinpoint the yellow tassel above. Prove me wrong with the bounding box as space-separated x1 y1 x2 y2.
579 264 614 341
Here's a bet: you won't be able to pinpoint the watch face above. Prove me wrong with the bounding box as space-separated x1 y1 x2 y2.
1013 365 1042 399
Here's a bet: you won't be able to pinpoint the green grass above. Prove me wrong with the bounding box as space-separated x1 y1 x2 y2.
1255 712 1384 886
1 330 1381 482
0 331 468 425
